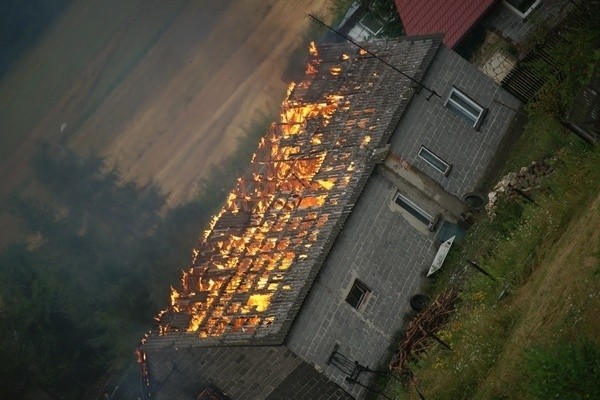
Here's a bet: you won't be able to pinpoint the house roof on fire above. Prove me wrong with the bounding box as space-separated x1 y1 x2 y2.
143 35 443 350
394 0 497 48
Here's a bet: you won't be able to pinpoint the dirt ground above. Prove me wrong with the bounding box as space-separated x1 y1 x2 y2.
0 0 332 244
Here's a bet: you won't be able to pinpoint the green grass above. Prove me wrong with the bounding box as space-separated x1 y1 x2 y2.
522 339 600 399
499 114 574 176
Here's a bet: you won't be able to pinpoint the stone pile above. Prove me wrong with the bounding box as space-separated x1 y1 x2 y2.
486 159 555 215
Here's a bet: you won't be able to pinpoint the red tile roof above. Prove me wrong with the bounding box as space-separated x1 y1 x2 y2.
394 0 497 48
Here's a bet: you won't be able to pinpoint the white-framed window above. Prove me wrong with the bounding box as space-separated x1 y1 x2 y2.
418 146 451 176
394 193 435 227
345 279 371 310
445 87 485 128
359 13 385 36
503 0 542 19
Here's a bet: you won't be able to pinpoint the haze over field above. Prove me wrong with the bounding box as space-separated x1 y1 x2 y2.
0 1 338 396
0 0 332 243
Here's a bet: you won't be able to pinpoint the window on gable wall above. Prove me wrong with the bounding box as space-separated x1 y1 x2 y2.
394 192 438 230
346 279 371 310
445 87 485 128
418 146 452 176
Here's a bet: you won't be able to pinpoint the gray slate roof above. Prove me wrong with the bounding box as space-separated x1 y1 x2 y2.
144 346 353 400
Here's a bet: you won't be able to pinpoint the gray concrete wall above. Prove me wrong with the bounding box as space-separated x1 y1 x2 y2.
390 46 521 198
285 172 438 398
482 0 571 48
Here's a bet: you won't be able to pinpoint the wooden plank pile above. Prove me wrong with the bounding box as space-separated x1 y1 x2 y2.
389 287 459 375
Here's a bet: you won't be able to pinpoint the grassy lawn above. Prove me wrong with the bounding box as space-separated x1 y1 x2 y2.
379 4 600 399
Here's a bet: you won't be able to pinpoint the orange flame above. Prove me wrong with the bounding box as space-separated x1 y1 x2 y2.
309 41 318 57
155 38 381 340
306 63 318 75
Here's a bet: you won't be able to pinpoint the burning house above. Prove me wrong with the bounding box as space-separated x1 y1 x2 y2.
141 35 521 399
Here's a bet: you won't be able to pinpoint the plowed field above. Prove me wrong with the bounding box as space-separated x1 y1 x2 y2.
0 0 332 243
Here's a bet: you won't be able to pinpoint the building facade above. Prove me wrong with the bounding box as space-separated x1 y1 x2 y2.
394 0 572 50
482 0 571 48
142 35 521 399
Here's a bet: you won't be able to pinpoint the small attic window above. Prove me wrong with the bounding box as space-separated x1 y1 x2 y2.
504 0 542 19
346 279 371 310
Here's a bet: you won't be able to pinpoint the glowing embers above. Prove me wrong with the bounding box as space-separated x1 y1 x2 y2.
299 195 327 209
339 175 351 188
280 99 343 135
280 103 320 136
155 40 391 343
308 230 320 242
202 211 223 241
280 145 301 158
280 90 346 137
306 63 318 75
330 66 342 76
315 178 336 190
170 287 181 312
361 135 372 148
230 315 262 333
292 154 326 179
280 252 295 270
169 246 300 336
247 293 272 312
311 133 323 145
308 41 318 57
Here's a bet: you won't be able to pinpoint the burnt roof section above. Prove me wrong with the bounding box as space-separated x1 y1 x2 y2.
143 35 442 350
143 346 352 400
394 0 497 48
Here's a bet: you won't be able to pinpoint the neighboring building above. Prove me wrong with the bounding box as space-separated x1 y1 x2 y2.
394 0 571 49
394 0 573 101
333 1 380 42
331 1 401 43
141 35 521 399
393 0 497 48
481 0 571 48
